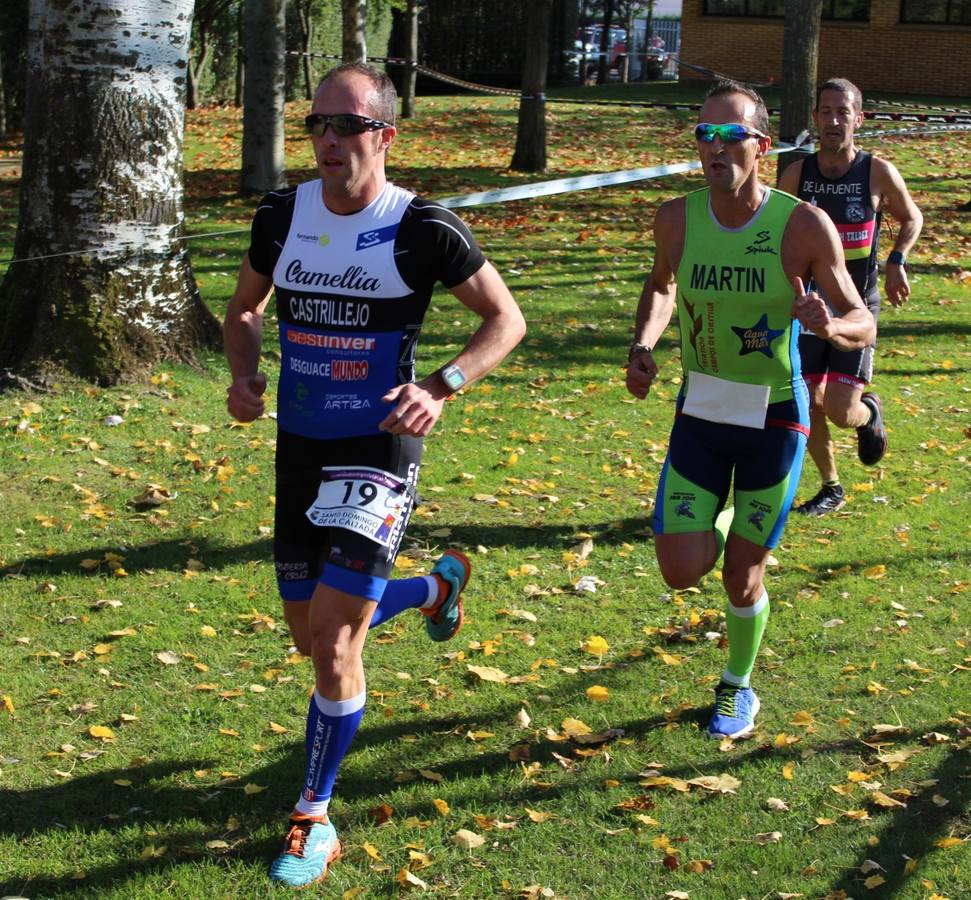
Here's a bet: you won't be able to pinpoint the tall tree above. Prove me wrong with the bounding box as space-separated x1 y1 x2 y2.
596 0 615 84
294 0 316 99
0 42 6 140
235 1 245 106
240 0 287 194
401 0 418 118
777 0 823 181
615 0 649 83
343 0 367 62
187 0 237 109
511 0 553 173
0 0 219 385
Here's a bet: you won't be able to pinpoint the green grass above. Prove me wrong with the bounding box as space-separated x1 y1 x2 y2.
1 83 969 899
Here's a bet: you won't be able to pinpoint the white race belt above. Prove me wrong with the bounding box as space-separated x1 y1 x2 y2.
305 466 410 547
682 371 769 429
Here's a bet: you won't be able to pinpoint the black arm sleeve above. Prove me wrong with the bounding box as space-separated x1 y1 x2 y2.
394 198 487 293
246 187 298 277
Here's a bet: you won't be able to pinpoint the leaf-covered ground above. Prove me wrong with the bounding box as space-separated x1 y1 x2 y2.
1 83 969 899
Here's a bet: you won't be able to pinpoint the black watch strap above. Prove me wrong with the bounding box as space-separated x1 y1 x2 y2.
628 342 653 362
888 250 906 266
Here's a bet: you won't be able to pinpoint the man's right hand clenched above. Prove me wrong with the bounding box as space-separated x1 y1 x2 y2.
227 373 267 422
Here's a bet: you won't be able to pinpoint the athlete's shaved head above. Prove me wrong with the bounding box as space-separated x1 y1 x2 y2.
816 77 863 112
705 80 769 135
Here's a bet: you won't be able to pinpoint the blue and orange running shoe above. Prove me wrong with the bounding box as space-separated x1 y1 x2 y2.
422 550 471 642
268 815 341 887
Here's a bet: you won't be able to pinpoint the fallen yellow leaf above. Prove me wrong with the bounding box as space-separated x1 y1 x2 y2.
452 829 486 849
561 717 592 738
466 664 509 683
525 807 557 823
581 635 609 656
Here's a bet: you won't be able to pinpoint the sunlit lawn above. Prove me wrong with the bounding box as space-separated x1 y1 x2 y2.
1 83 969 899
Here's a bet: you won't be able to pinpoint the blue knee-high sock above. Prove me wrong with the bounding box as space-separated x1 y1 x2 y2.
294 688 366 818
369 575 437 628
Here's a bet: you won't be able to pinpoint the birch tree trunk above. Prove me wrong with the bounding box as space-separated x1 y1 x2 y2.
343 0 367 63
241 0 287 194
510 0 552 173
0 0 220 386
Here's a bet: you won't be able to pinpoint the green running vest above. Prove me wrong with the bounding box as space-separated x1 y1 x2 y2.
676 187 800 405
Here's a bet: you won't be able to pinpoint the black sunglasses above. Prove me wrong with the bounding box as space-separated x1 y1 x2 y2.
304 113 391 138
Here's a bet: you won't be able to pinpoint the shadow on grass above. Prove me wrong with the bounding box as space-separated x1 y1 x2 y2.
2 515 655 581
826 739 971 897
2 536 273 580
3 649 965 898
7 525 968 589
776 548 970 587
878 320 971 339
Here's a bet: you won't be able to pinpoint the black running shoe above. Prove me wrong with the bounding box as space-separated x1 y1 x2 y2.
796 483 846 516
857 392 887 465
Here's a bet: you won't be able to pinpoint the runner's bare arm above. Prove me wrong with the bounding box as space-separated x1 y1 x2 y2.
224 256 274 422
627 199 683 400
379 261 526 437
873 157 923 307
776 158 804 196
786 203 875 351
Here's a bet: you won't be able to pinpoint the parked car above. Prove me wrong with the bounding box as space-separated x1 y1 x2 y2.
570 24 627 80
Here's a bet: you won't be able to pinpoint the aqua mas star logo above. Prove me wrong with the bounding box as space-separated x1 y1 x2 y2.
732 314 784 358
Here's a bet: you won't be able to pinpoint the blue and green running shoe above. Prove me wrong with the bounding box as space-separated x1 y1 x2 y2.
707 683 760 739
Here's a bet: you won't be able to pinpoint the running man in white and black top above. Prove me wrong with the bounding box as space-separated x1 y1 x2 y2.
223 63 525 889
779 77 922 516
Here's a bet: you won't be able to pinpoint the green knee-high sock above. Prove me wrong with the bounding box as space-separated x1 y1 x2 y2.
722 591 769 688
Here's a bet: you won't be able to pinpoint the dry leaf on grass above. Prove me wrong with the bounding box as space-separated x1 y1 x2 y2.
753 831 782 844
467 664 509 683
452 829 485 849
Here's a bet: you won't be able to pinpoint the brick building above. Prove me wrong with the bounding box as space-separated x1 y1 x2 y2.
679 1 971 97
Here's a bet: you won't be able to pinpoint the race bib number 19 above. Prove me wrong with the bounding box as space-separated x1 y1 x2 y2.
305 466 409 547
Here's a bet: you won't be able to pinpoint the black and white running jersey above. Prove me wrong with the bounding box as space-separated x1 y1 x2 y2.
248 181 485 440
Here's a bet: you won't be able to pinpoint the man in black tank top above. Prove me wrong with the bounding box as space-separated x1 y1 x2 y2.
778 77 922 516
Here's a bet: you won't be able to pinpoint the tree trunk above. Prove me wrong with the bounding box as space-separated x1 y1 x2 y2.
235 2 244 107
777 0 823 183
401 0 418 119
622 8 634 84
187 35 211 110
0 0 220 386
297 0 314 100
510 0 552 173
241 0 287 194
0 43 6 141
343 0 367 63
597 0 614 84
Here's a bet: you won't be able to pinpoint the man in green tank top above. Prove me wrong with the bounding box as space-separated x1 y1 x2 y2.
625 80 875 739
